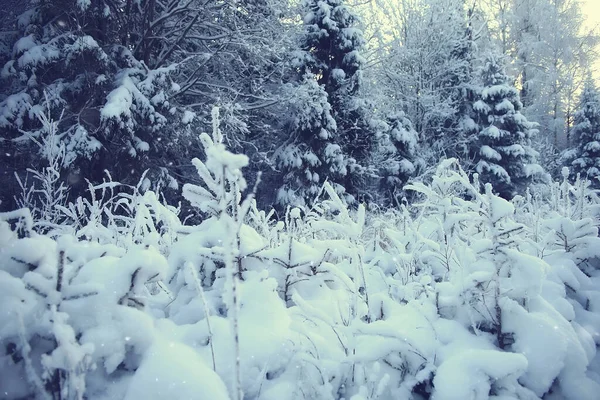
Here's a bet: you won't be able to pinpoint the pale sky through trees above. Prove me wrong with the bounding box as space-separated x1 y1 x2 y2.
581 0 600 27
581 0 600 76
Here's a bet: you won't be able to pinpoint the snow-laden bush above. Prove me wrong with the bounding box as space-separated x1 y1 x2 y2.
163 150 600 399
2 115 600 400
0 208 171 399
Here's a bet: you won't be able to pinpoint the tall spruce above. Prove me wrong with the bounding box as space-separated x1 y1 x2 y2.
275 75 346 206
276 0 374 206
0 0 199 207
375 112 419 205
437 1 479 164
571 80 600 186
472 56 543 198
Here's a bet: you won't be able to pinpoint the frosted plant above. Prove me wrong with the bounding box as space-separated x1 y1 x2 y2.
0 210 169 399
180 107 259 400
14 104 70 231
405 159 481 282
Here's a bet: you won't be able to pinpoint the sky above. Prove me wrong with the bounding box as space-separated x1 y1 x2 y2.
581 0 600 30
581 0 600 75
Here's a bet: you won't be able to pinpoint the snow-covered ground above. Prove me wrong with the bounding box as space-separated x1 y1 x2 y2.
2 130 600 400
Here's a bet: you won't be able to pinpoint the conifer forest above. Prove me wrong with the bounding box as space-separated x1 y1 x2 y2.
2 1 600 399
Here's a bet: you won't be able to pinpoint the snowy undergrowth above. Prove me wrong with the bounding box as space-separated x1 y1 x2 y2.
2 117 600 400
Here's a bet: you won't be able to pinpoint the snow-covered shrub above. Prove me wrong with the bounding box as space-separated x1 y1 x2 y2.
165 150 600 400
53 172 181 254
12 103 71 230
11 105 181 247
405 160 600 399
0 208 169 400
3 122 600 400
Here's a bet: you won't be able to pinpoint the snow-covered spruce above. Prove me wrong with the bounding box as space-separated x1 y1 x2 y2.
471 56 544 199
569 80 600 187
277 0 377 207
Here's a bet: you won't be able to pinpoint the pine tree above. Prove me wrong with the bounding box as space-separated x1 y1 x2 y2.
472 56 543 198
298 0 365 98
278 0 375 206
437 1 478 163
571 81 600 186
0 0 190 207
0 0 293 210
275 75 347 206
376 112 419 205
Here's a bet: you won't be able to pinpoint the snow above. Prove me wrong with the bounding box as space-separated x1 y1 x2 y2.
501 143 526 156
17 42 61 68
480 145 502 161
502 296 600 399
331 68 346 82
525 163 547 177
477 160 510 183
64 35 104 63
3 135 600 400
100 69 169 136
101 84 133 120
0 92 33 128
13 35 36 55
584 141 600 152
473 99 491 113
482 84 516 100
432 348 528 400
495 98 516 113
182 110 196 124
77 0 92 10
481 125 503 139
124 338 229 400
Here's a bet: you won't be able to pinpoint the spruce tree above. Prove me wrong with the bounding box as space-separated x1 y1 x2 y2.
0 0 188 207
571 81 600 186
0 0 292 210
376 112 419 205
438 2 478 163
275 75 347 206
277 0 375 206
472 56 543 198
